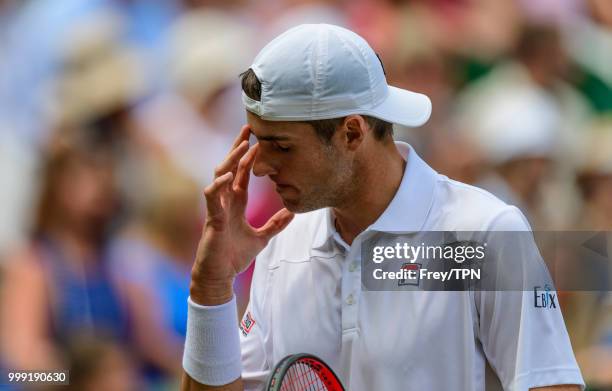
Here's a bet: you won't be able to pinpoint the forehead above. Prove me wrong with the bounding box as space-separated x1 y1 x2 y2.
246 111 315 141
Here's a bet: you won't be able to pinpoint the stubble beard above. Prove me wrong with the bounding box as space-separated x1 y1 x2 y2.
287 148 360 214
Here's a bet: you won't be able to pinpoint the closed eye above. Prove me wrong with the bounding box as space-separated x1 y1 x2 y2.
274 142 291 152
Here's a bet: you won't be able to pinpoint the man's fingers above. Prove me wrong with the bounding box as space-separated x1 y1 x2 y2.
230 124 251 150
214 140 249 178
204 172 234 217
233 144 259 193
256 208 295 242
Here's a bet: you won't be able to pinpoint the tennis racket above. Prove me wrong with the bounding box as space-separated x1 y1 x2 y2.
265 353 345 391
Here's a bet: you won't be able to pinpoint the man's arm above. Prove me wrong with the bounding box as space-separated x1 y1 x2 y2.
180 280 242 391
478 207 585 391
180 126 293 390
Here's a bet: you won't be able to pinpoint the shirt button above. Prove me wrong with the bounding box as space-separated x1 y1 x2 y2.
345 294 355 305
349 262 358 272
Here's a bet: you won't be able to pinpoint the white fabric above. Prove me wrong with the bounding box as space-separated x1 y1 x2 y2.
239 142 584 390
242 24 431 127
183 296 242 386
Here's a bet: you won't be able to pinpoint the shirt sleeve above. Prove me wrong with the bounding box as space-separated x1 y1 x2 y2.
475 206 585 391
239 252 274 390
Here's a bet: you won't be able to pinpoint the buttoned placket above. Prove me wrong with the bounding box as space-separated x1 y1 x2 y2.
331 229 372 389
331 231 365 334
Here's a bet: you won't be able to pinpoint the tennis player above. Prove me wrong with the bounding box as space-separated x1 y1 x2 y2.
181 24 584 390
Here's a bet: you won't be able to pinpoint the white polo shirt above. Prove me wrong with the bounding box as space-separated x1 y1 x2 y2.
238 142 584 391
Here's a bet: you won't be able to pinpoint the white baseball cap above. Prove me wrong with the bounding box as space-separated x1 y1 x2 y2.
242 24 432 127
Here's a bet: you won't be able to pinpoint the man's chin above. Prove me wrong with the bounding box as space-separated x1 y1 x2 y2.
280 197 321 214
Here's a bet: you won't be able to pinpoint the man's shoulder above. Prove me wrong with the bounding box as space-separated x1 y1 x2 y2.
431 175 531 231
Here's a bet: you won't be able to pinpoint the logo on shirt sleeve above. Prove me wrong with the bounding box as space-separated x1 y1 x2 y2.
534 284 557 309
239 311 256 336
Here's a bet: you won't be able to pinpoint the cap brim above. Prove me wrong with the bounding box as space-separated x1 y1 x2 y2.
370 86 432 127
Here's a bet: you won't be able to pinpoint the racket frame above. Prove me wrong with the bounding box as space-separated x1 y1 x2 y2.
265 353 345 391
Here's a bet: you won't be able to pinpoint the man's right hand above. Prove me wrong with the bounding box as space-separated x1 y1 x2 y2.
182 125 294 391
190 124 295 305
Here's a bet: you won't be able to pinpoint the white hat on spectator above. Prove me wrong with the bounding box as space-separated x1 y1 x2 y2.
168 10 254 105
468 87 561 164
47 9 146 126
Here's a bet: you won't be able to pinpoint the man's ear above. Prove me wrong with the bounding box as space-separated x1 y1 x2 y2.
341 115 368 151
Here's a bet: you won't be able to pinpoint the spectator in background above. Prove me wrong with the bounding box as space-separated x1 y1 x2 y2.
134 9 253 188
458 87 561 229
455 23 592 228
0 6 148 261
108 158 201 386
456 23 591 157
43 11 160 233
561 119 612 389
574 119 612 230
46 10 146 139
0 135 133 378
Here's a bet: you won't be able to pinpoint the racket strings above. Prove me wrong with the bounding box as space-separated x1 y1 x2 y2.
281 361 327 391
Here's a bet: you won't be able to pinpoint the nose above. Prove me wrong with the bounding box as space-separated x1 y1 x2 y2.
252 147 278 177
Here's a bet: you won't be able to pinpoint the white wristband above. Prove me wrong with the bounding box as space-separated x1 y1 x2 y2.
182 296 242 386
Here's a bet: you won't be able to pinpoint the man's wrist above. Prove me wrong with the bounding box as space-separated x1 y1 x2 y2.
183 295 242 385
190 278 234 306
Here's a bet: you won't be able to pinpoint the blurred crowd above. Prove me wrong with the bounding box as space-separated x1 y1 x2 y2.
0 0 610 389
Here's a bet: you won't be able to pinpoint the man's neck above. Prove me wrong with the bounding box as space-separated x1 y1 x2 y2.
332 142 407 245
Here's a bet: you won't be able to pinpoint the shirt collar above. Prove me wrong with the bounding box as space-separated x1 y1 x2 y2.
312 142 438 250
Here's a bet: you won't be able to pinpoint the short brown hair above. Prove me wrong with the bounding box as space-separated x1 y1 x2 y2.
240 69 393 142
